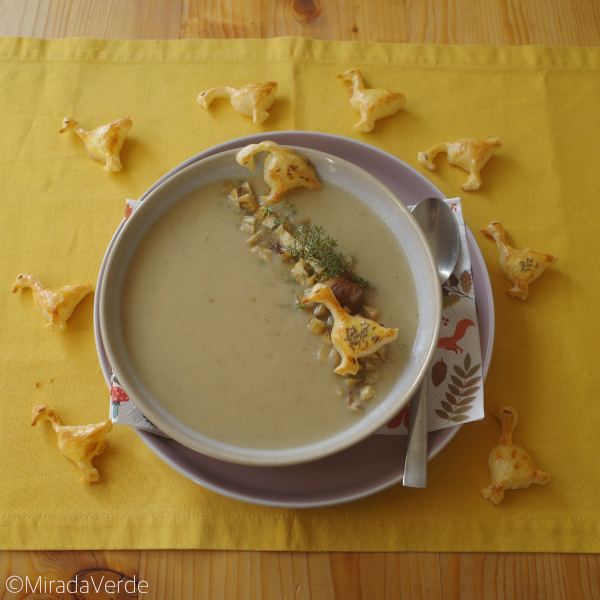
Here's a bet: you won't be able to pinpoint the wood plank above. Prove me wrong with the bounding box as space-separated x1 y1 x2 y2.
1 0 599 45
180 0 600 45
438 553 600 600
0 0 182 39
1 551 598 598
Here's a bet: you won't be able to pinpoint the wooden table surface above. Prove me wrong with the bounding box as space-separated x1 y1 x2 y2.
1 1 599 598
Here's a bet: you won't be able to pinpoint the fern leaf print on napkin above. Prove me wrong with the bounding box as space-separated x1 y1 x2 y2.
435 353 482 423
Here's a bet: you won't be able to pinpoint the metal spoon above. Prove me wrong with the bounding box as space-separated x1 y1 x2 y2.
403 197 460 488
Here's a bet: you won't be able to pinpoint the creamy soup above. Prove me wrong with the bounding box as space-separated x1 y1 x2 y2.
121 175 418 450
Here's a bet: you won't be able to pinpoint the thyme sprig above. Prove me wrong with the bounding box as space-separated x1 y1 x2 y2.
288 223 370 288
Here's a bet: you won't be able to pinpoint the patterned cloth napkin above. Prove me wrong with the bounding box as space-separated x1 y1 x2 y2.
109 197 484 435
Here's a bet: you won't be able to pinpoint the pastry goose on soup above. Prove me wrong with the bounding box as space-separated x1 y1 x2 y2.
236 141 321 204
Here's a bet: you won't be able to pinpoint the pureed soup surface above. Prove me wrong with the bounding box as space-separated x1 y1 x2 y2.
121 175 418 451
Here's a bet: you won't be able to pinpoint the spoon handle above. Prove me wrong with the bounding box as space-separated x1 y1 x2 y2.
403 381 429 487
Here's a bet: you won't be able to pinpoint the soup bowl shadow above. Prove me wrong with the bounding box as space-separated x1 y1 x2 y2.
99 146 442 467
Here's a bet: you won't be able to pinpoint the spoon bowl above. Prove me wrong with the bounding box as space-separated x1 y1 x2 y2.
411 198 460 285
403 197 460 488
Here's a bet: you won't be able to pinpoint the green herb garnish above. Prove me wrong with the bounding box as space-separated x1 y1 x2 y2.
288 224 370 288
273 215 291 228
294 300 309 310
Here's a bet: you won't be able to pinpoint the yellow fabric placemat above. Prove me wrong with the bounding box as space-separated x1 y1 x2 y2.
1 36 599 552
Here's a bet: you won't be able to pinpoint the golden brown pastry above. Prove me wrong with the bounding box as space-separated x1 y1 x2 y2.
236 141 321 204
418 138 502 191
481 222 557 300
12 274 93 330
481 406 549 505
31 405 113 484
337 69 406 133
60 116 132 172
197 81 278 124
302 283 398 376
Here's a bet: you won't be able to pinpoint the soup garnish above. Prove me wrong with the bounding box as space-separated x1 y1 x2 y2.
226 143 402 411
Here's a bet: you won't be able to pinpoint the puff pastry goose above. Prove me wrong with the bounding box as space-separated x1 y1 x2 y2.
337 69 406 133
236 141 321 204
481 406 549 505
60 116 132 172
418 138 502 191
481 222 557 300
32 405 113 484
302 283 398 376
197 81 278 124
12 274 93 330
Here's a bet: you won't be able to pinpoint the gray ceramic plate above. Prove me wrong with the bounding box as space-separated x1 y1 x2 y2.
94 131 494 507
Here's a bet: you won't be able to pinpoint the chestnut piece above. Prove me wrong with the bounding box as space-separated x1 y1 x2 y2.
325 277 363 313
